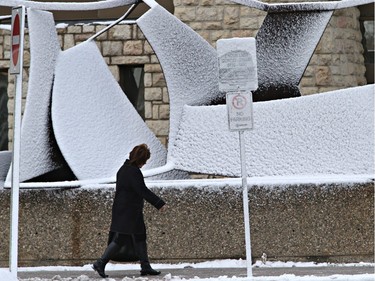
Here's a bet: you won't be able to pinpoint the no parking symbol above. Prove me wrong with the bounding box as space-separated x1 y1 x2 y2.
226 92 253 131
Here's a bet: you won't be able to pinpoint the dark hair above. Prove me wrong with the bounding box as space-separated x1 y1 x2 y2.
129 144 151 167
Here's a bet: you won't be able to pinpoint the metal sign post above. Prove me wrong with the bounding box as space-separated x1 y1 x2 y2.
9 6 25 278
218 37 258 279
226 91 254 277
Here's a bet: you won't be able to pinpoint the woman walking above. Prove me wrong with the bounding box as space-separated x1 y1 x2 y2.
93 144 167 278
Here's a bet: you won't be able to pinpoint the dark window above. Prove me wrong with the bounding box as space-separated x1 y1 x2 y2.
359 3 374 84
119 65 145 119
0 70 8 151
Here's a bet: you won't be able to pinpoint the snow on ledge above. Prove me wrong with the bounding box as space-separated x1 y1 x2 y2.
79 174 374 190
2 173 373 190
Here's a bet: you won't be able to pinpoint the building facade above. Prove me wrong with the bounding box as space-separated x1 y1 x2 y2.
0 0 373 150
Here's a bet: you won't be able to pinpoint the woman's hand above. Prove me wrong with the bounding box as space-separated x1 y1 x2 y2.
160 205 167 212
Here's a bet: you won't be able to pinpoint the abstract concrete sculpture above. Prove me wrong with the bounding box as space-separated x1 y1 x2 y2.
1 0 373 186
227 0 374 101
137 5 222 160
51 39 170 180
7 9 70 183
5 5 181 184
171 85 375 177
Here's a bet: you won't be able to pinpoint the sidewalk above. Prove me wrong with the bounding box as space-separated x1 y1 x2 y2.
16 265 375 280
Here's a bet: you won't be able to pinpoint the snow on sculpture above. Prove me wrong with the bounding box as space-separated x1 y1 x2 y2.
1 0 137 10
51 40 171 180
6 8 69 183
225 0 374 101
254 11 333 101
4 5 186 185
1 0 374 186
137 5 222 160
171 85 375 177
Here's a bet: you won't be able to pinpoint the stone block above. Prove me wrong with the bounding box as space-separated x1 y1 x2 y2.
108 65 120 82
144 64 162 73
144 101 152 119
74 33 92 42
202 22 223 30
102 41 123 56
224 6 240 26
63 34 75 50
144 73 152 87
200 0 215 6
181 0 199 5
159 104 170 119
231 29 254 38
109 25 132 40
315 66 332 86
123 40 143 55
3 36 10 49
146 119 170 136
152 73 166 87
3 50 10 60
175 7 197 21
95 26 108 40
67 25 82 34
82 25 95 33
111 55 150 65
152 105 159 119
144 41 154 55
145 87 162 101
196 7 224 21
162 88 170 103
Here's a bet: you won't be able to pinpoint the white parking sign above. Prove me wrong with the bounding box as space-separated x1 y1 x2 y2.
226 91 253 131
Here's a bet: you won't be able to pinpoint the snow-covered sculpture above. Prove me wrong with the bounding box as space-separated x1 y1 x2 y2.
51 39 170 180
227 0 374 101
1 0 373 186
137 5 222 161
171 85 375 177
5 5 182 184
14 9 67 182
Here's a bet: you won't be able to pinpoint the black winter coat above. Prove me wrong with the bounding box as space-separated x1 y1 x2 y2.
110 160 165 234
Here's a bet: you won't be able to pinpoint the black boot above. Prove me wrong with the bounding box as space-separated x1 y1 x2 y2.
141 261 161 276
136 240 161 276
93 241 120 278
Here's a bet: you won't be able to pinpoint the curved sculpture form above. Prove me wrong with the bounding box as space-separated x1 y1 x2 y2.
3 0 373 185
51 40 170 180
254 10 333 101
226 0 374 101
229 0 374 12
6 8 69 183
0 0 135 10
171 85 374 177
137 5 222 161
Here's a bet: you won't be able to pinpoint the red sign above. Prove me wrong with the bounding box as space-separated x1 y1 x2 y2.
12 13 20 68
10 7 24 75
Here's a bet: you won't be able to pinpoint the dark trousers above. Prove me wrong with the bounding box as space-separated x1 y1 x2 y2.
101 232 149 264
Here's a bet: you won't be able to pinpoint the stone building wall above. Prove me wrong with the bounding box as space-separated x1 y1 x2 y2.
0 1 368 149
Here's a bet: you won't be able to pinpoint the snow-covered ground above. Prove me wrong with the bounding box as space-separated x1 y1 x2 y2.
1 260 374 281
